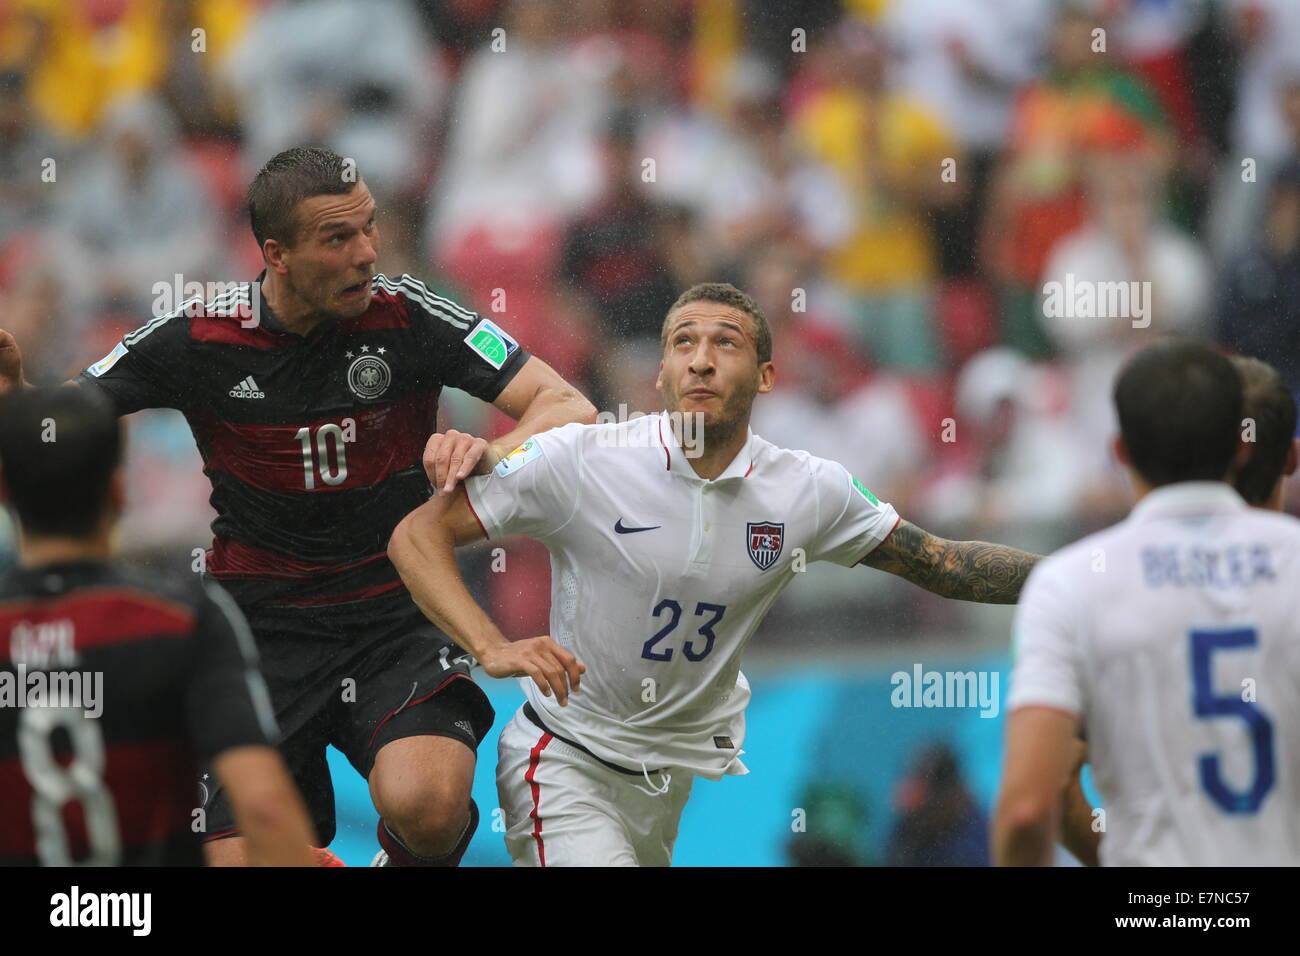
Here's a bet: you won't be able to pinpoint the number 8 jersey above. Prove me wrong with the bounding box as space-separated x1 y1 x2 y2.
1008 481 1300 865
464 412 900 780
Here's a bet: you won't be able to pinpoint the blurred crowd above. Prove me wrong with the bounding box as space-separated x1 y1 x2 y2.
2 0 1298 644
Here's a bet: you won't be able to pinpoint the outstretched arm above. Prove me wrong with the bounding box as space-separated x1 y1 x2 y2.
388 488 585 704
859 520 1040 603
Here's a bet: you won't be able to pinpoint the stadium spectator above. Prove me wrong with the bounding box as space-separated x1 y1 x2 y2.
693 56 855 271
48 93 227 320
913 347 1085 547
981 1 1171 357
881 0 1052 277
0 70 63 242
1040 149 1210 494
1217 161 1300 403
220 0 444 204
792 18 961 372
0 0 256 140
1224 0 1300 167
886 742 989 866
1208 73 1300 264
785 780 874 867
427 0 607 260
560 108 680 345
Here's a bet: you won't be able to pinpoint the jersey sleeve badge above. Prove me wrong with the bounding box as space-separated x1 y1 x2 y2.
494 437 542 477
87 342 129 377
852 476 880 506
465 318 519 370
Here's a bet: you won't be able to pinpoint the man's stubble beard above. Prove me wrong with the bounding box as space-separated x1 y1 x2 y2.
695 379 757 453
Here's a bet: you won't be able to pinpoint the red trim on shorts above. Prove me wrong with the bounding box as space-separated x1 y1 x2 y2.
201 827 241 844
366 672 471 753
524 731 554 867
464 492 491 540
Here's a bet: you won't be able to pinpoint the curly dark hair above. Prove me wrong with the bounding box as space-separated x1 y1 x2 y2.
660 282 772 363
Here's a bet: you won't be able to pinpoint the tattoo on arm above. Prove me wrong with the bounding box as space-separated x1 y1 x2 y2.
860 521 1039 604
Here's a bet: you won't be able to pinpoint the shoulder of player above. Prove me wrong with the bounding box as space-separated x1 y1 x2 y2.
529 417 637 456
1227 507 1300 562
1021 524 1127 598
62 564 211 629
109 564 210 611
117 285 259 354
749 437 844 482
512 417 668 471
370 273 480 329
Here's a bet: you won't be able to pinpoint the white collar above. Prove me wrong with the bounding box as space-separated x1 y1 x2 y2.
1129 481 1249 522
654 410 755 482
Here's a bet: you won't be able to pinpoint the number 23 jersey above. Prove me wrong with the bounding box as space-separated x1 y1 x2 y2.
465 412 900 779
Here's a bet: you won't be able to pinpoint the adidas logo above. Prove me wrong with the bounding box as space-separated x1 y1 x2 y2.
228 376 265 399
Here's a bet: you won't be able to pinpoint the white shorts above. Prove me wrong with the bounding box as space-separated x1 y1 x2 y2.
495 706 694 867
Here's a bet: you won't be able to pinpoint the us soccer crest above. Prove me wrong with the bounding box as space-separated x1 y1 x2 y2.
746 521 784 571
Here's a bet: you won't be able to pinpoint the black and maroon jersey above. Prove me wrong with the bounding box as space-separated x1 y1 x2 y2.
0 561 277 866
75 273 529 606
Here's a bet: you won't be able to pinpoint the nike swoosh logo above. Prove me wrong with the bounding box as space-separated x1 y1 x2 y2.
615 518 661 534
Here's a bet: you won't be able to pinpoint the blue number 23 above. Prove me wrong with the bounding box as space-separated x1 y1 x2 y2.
641 600 726 662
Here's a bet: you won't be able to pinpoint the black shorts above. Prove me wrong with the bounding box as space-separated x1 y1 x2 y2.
199 591 494 846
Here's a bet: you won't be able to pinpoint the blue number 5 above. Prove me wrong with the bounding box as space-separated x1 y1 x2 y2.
1190 628 1274 814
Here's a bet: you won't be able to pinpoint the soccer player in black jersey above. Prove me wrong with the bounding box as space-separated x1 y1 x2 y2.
0 147 596 866
0 386 316 866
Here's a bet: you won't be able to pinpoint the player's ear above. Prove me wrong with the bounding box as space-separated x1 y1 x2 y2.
1111 435 1129 466
1231 436 1253 473
654 359 664 392
103 470 125 525
756 360 775 394
262 238 288 274
1287 438 1298 477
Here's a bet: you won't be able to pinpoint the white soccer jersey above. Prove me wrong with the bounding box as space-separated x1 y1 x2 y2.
1009 482 1300 866
464 412 900 780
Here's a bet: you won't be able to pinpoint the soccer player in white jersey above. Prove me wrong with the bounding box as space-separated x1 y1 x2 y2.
995 341 1300 866
390 282 1040 866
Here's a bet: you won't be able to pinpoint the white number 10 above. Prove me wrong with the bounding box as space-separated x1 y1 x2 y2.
295 424 349 489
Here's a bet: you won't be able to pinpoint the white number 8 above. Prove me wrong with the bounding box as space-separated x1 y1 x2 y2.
17 707 120 865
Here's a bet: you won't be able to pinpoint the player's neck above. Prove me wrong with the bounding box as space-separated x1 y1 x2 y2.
261 272 330 337
1264 479 1285 512
19 533 112 569
687 420 748 481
